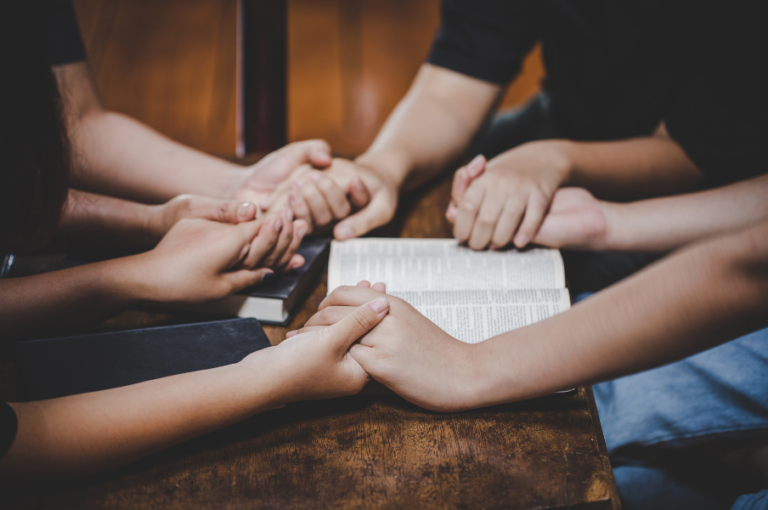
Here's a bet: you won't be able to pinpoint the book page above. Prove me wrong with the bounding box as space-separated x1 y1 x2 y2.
327 238 565 293
389 289 571 344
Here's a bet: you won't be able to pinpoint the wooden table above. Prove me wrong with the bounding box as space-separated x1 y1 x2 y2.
2 172 620 509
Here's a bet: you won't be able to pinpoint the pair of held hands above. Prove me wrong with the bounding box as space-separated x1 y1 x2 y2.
253 280 476 413
247 138 612 252
139 137 611 306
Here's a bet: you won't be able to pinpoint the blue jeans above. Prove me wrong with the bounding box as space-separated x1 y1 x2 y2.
593 327 768 510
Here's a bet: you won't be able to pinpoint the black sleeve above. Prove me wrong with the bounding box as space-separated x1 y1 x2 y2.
49 0 87 65
0 402 18 460
426 0 540 85
665 20 768 184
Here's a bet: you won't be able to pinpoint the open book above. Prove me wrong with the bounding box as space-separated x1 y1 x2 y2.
328 238 570 344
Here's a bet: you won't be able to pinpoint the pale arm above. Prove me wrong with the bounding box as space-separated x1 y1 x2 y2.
54 62 249 203
0 299 388 479
561 124 705 200
356 63 502 191
533 173 768 252
476 219 768 405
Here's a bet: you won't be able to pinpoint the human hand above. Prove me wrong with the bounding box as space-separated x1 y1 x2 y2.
261 159 371 234
291 284 480 412
447 140 573 250
146 194 258 245
318 159 398 240
249 295 390 403
230 139 332 209
532 187 612 250
132 215 303 304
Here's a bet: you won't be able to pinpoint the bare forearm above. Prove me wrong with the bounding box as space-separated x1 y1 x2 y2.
605 173 768 251
563 133 705 200
477 220 768 404
1 352 283 479
54 63 244 203
55 190 160 250
356 64 501 191
0 258 142 336
70 111 244 202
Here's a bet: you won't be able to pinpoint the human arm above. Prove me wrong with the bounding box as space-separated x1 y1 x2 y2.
0 298 389 479
448 123 706 250
532 172 768 252
55 189 262 251
54 62 331 205
277 64 502 240
298 219 768 411
0 216 301 337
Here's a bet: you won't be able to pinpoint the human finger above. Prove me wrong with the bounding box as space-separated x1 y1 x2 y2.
468 189 505 250
348 176 370 209
321 298 389 354
298 179 334 226
305 305 358 327
514 192 549 248
239 216 281 268
371 282 386 293
259 209 294 268
223 267 274 291
319 285 384 310
491 199 526 249
310 172 351 219
284 139 332 169
288 188 313 230
357 280 372 288
276 219 308 271
453 182 485 243
333 192 394 240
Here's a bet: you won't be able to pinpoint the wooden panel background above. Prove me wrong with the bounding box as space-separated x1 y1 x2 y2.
72 0 543 157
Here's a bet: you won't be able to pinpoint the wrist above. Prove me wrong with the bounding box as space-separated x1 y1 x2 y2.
236 346 302 407
355 150 411 190
542 139 577 184
600 201 629 251
140 204 167 247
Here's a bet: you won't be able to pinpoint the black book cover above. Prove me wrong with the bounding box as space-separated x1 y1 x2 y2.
241 237 330 300
15 318 271 400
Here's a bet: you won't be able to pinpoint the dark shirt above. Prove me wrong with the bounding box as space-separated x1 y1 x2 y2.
0 402 17 460
49 0 86 65
427 0 767 184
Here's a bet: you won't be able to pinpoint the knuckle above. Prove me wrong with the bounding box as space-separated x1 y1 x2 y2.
459 199 477 213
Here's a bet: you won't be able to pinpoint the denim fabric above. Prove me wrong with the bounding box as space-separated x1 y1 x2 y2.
732 491 768 510
593 327 768 509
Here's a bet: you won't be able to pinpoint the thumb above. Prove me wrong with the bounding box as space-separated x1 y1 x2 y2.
194 197 258 224
323 297 389 354
288 139 331 168
223 267 273 291
333 193 394 240
348 175 371 209
452 154 486 204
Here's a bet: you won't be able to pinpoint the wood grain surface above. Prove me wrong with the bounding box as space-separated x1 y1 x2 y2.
2 169 620 509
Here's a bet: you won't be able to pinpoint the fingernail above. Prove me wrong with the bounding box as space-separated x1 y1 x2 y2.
296 225 307 238
283 208 294 221
260 197 272 210
368 297 389 314
237 244 250 261
274 217 283 232
336 224 352 240
514 234 528 247
261 269 275 283
310 172 322 182
285 330 298 338
238 202 253 220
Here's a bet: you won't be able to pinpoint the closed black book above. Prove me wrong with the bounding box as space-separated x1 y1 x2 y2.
165 237 331 325
15 318 271 400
